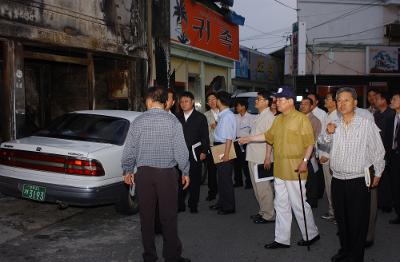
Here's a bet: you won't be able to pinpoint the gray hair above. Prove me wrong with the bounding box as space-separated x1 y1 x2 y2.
336 87 357 100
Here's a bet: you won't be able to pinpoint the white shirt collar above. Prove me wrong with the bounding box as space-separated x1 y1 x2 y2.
184 108 194 121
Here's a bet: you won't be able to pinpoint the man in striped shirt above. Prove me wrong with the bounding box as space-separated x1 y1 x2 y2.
318 87 385 262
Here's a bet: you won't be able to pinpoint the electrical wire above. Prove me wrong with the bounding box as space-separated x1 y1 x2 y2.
272 0 298 11
307 0 382 31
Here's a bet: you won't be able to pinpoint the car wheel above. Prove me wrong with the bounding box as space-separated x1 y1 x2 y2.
201 162 207 185
115 184 139 215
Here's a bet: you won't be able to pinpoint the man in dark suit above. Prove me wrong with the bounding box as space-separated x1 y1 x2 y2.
177 91 210 213
389 91 400 225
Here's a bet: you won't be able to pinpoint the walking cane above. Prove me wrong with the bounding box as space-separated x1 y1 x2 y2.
297 170 310 251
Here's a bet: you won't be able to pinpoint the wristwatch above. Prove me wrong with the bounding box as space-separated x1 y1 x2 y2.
303 158 308 162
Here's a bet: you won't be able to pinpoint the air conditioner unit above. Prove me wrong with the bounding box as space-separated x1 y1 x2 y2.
385 23 400 40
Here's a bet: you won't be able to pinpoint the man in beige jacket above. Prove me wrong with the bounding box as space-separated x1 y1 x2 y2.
246 90 276 224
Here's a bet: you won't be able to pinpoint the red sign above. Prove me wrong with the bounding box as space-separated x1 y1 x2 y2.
171 0 239 61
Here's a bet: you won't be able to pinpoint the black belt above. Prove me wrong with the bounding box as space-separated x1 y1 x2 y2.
214 142 223 146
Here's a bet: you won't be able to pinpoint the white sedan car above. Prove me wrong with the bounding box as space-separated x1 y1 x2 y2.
0 110 141 214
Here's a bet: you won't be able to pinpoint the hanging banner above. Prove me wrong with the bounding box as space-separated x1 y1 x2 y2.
171 0 239 60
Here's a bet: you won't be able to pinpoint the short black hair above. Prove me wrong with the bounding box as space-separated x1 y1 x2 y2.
206 92 217 100
307 92 320 102
145 86 167 104
167 88 176 101
257 90 270 100
216 91 231 106
234 98 248 109
302 97 314 105
375 90 391 104
326 90 337 102
180 91 195 100
367 88 377 94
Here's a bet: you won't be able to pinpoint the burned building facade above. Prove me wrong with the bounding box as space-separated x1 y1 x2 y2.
0 0 169 141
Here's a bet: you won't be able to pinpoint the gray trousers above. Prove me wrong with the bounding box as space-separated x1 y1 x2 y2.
248 161 275 220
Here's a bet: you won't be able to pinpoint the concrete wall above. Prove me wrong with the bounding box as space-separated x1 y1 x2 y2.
0 0 147 56
299 0 400 46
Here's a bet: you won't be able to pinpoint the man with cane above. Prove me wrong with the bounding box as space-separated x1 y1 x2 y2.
239 86 320 249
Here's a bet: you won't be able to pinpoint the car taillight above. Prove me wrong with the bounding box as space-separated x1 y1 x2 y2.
0 148 105 176
65 158 105 176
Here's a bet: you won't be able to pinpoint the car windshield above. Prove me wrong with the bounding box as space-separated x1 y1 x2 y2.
35 113 130 145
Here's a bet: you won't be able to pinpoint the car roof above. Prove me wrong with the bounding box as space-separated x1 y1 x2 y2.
232 92 258 98
74 110 142 121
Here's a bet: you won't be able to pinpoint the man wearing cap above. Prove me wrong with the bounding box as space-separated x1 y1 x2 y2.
239 86 320 249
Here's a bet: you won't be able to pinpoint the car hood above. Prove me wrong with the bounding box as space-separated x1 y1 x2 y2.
1 136 115 157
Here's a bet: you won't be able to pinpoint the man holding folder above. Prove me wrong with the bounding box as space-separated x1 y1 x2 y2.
210 91 237 215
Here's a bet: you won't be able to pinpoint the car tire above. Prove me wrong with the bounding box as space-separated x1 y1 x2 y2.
115 184 139 215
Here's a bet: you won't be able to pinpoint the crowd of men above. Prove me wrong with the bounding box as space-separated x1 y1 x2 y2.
121 85 400 262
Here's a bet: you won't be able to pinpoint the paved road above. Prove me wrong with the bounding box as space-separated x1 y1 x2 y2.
0 186 399 262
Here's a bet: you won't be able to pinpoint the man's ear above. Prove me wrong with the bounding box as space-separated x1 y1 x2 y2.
354 99 358 108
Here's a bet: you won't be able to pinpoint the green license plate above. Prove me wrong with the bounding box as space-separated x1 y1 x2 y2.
22 184 46 202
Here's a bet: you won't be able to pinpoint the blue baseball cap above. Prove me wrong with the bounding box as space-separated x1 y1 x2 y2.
272 86 296 100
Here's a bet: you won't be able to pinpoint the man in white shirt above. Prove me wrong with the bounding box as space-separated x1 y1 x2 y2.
234 99 256 189
246 91 275 224
318 91 339 222
389 91 400 225
318 87 385 262
308 93 327 199
204 92 219 201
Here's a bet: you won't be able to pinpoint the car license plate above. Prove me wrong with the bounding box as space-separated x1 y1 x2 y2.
22 184 46 202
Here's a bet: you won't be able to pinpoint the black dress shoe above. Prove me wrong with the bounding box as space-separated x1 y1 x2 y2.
389 217 400 224
264 241 290 249
209 204 221 210
253 217 275 224
250 214 262 220
297 234 320 246
178 257 191 262
331 252 347 262
217 209 235 215
233 183 243 187
190 207 198 214
244 184 253 189
205 195 216 201
364 241 374 248
178 207 186 213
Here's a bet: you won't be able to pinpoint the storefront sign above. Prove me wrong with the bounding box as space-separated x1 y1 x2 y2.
366 46 400 74
235 49 249 79
171 0 239 60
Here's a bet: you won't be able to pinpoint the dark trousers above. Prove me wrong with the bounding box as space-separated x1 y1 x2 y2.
378 165 392 210
233 142 251 186
135 166 182 262
206 152 218 198
216 160 235 211
187 160 202 209
390 151 400 217
306 161 319 207
317 162 325 198
332 177 370 262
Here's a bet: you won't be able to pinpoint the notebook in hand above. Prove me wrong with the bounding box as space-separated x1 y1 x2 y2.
255 163 274 182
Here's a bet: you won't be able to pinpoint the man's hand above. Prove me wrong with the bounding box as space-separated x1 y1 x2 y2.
222 154 230 162
210 122 217 129
371 176 381 188
264 158 271 170
326 122 337 134
296 161 308 173
182 175 190 190
319 156 329 164
123 172 135 185
238 136 250 145
199 153 207 161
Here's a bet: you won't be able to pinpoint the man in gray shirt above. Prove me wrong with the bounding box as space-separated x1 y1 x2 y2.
121 86 191 262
